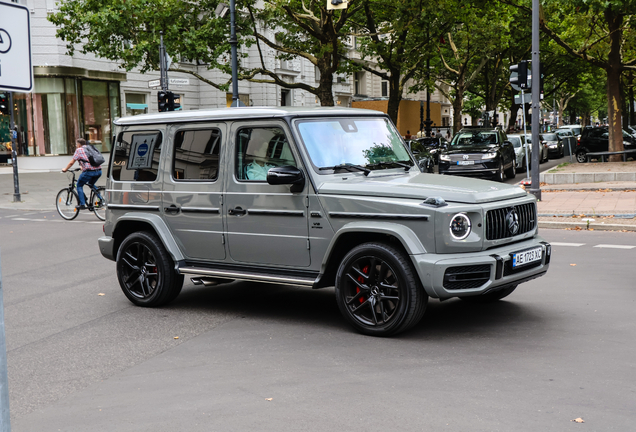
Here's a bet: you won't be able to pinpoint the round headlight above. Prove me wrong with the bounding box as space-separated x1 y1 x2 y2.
449 213 471 240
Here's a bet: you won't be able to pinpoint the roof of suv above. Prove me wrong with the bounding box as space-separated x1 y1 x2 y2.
114 106 384 126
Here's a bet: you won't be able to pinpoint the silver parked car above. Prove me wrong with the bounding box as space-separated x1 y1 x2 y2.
507 134 532 169
98 107 551 336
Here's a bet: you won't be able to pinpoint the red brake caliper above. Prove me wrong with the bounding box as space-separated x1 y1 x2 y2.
356 265 369 303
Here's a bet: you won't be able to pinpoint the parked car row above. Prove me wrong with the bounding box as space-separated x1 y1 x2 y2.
574 126 636 163
407 127 561 182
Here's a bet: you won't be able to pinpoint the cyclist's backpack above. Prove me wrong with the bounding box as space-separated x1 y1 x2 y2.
84 145 105 166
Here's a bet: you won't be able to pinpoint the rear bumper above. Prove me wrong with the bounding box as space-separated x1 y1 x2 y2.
411 237 551 299
98 236 116 261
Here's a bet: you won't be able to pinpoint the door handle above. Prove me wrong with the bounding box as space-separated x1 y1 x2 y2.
164 204 181 214
228 206 247 216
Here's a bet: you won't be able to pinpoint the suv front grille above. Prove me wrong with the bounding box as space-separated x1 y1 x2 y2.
485 203 536 240
443 265 491 290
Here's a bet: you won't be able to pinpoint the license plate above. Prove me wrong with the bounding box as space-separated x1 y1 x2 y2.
512 247 543 268
457 160 474 165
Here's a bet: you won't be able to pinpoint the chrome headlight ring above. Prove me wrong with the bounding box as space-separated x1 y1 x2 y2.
449 213 472 240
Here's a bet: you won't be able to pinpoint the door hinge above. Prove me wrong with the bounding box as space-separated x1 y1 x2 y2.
222 234 225 244
307 239 310 250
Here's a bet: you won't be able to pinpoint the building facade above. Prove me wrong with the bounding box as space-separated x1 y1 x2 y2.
1 0 453 158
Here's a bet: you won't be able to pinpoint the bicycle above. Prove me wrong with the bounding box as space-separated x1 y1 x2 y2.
56 168 107 221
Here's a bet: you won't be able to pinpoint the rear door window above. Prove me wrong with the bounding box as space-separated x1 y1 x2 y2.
112 131 162 182
172 128 222 181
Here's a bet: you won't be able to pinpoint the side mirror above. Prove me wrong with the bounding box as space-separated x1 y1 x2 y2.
267 165 305 192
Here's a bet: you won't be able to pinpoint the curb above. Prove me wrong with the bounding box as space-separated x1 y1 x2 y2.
539 220 636 232
542 186 636 192
538 213 636 218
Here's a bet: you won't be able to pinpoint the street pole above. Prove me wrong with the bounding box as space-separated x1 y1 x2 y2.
230 0 239 107
159 32 168 91
8 93 20 202
521 90 530 180
529 0 541 200
0 251 12 432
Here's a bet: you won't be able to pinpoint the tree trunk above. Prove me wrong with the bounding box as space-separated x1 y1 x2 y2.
630 72 635 126
386 75 402 125
605 7 623 161
317 68 335 106
452 89 464 134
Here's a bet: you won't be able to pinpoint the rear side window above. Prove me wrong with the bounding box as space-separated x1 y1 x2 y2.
172 129 222 181
111 131 162 182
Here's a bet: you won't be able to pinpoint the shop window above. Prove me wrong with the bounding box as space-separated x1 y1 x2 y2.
126 93 148 116
111 131 162 182
82 80 113 153
235 127 295 181
225 93 250 107
172 129 221 181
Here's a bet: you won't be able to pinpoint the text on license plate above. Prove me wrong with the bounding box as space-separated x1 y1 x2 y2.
512 247 543 268
457 160 475 165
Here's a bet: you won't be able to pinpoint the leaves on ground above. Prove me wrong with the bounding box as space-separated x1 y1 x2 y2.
265 398 273 401
173 336 179 339
570 263 577 266
571 418 584 423
97 293 105 296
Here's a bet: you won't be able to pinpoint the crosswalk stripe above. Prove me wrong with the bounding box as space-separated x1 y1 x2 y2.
593 244 636 249
550 242 585 247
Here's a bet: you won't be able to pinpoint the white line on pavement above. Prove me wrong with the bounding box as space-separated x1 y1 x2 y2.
593 244 636 249
550 242 586 247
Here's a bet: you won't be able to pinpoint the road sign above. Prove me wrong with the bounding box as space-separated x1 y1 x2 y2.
148 78 189 88
514 92 542 105
0 2 33 92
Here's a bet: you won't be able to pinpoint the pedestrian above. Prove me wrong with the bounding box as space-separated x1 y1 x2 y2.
446 130 451 140
431 131 436 137
404 130 412 140
62 138 102 210
20 126 27 156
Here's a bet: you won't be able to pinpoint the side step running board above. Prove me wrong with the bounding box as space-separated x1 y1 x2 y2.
179 266 317 287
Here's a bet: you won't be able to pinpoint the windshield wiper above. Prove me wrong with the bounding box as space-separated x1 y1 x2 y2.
319 163 371 176
366 161 412 171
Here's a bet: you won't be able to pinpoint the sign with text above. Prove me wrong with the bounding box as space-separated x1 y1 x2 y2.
0 2 33 92
148 78 190 88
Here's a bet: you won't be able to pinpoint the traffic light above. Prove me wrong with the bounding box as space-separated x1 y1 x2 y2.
0 93 8 116
158 91 168 112
167 92 180 111
509 61 528 89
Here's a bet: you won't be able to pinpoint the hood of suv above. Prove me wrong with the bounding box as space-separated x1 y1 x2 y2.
317 172 528 204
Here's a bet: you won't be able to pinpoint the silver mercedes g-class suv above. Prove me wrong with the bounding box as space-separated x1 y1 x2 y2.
98 107 551 336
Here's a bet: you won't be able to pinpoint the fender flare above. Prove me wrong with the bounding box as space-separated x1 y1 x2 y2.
113 213 185 263
319 221 427 274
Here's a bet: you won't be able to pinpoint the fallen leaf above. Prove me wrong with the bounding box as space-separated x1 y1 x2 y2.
571 418 584 423
570 264 577 266
98 293 105 296
588 228 594 231
265 398 273 401
174 336 179 339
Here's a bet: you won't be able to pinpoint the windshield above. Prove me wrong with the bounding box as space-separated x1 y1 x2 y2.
296 118 412 171
450 131 497 146
509 137 522 148
542 133 558 141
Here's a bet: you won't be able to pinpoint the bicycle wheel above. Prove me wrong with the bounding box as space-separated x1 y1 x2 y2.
56 188 80 220
90 186 107 221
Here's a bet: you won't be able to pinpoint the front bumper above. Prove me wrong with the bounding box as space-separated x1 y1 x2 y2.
439 160 500 177
411 236 551 299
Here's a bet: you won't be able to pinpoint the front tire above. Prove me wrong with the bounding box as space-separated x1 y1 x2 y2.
505 160 516 179
56 188 80 220
335 242 427 336
116 231 184 307
459 285 517 303
493 162 504 182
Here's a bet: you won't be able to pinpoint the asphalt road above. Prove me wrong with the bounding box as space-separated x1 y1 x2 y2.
1 209 634 431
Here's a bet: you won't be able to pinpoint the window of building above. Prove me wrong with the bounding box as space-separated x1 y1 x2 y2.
172 129 221 181
281 89 291 106
354 72 366 96
235 127 296 181
381 81 388 97
111 131 162 182
126 93 148 116
82 80 115 152
226 93 250 107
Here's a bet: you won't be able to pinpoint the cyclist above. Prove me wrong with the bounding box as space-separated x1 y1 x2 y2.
62 138 102 210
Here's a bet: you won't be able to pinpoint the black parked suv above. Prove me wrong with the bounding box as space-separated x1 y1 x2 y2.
576 126 636 163
438 127 517 181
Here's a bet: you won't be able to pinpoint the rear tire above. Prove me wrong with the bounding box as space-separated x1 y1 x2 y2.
335 242 427 336
56 188 80 220
459 285 517 303
576 150 587 163
116 231 184 307
90 186 107 221
505 161 516 179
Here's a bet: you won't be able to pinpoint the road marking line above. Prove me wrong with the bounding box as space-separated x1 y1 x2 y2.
593 244 636 249
550 242 585 247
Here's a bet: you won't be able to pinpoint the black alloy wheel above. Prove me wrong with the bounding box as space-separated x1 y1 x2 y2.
459 284 518 303
335 242 427 336
116 232 184 307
